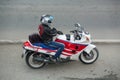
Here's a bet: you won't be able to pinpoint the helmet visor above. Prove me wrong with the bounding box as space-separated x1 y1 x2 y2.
48 20 52 23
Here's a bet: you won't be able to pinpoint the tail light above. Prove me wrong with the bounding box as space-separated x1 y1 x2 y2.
23 41 31 46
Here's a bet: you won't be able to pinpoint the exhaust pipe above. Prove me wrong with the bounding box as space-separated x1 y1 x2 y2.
34 57 44 62
34 57 50 62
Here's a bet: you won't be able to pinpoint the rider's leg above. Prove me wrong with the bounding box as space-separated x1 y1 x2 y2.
47 41 65 59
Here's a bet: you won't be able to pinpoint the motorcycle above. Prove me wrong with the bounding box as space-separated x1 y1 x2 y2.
22 23 99 69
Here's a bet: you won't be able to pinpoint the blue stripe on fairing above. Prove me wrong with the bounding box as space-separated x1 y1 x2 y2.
33 43 57 50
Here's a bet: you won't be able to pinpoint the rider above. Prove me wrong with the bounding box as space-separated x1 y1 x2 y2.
38 14 65 62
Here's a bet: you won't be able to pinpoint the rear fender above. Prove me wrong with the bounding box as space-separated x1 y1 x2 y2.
22 49 33 59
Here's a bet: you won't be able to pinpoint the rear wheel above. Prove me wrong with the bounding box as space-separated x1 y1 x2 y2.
79 48 99 64
26 52 46 69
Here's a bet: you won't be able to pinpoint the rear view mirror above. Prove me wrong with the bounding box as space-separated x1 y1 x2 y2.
74 23 81 27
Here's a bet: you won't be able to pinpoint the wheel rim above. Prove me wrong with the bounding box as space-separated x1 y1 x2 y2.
28 54 45 68
81 49 98 63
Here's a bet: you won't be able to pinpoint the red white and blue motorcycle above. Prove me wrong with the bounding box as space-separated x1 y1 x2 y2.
22 23 99 69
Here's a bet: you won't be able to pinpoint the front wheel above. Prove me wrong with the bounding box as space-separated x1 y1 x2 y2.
25 52 46 69
79 48 99 64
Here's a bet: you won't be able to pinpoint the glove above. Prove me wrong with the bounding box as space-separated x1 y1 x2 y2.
52 28 57 31
57 31 63 35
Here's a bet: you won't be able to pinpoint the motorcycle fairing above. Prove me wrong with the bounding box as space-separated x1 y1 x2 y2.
23 41 73 58
23 38 88 59
55 38 89 60
55 38 88 54
23 41 56 55
84 44 96 54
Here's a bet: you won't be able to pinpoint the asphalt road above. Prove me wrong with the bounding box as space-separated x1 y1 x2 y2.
0 43 120 80
0 0 120 40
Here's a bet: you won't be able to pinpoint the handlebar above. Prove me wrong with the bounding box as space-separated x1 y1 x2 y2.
70 30 83 33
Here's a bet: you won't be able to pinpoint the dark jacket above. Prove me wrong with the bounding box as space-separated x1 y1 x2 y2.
38 24 57 43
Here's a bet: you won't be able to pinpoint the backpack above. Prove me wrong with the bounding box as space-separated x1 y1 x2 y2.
29 33 42 44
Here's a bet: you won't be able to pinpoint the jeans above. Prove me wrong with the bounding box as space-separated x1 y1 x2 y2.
46 41 65 59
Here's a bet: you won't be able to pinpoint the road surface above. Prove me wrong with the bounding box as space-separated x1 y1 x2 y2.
0 0 120 40
0 43 120 80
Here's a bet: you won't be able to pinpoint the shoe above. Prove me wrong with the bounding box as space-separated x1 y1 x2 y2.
50 57 56 62
50 58 61 63
56 58 61 62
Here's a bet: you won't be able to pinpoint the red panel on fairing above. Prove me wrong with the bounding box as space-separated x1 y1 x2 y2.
55 38 87 53
55 38 71 48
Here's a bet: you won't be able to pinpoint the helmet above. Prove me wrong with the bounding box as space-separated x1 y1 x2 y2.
40 14 54 26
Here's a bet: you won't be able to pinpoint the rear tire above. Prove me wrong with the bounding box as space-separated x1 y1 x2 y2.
79 48 99 64
26 52 46 69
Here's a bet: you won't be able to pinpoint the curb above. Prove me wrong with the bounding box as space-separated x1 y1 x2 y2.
0 40 25 44
92 39 120 44
0 39 120 44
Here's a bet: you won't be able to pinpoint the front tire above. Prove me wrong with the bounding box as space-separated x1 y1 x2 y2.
79 48 99 64
25 52 46 69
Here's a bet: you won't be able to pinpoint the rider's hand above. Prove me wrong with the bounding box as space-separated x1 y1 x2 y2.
57 31 63 35
70 30 77 33
52 28 57 31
